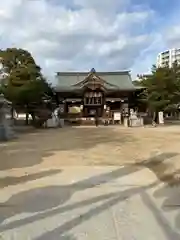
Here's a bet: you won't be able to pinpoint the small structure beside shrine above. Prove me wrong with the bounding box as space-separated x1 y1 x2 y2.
54 68 143 126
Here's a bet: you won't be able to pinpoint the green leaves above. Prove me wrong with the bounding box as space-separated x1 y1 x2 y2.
0 48 37 74
0 48 53 107
138 63 180 112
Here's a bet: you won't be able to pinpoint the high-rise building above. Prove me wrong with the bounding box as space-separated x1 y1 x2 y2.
157 48 180 68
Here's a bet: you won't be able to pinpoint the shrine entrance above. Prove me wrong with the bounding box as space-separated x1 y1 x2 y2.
73 68 106 118
83 91 104 117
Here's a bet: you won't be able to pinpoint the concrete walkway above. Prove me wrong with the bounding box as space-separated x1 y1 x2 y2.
1 166 180 240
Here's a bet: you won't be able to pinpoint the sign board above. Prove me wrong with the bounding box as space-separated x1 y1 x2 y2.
114 112 121 120
158 111 164 124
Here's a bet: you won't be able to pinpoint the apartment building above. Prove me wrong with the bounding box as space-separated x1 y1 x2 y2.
157 48 180 68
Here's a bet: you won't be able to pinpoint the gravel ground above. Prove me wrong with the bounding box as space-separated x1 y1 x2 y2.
1 125 180 185
1 125 180 239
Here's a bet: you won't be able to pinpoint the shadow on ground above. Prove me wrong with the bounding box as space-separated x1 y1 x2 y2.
0 158 180 239
151 157 180 237
13 126 41 135
165 119 180 126
134 152 180 238
0 166 142 226
0 169 62 188
0 127 134 171
136 152 180 185
58 234 77 240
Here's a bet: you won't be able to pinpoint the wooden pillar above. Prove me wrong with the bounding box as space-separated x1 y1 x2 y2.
122 102 129 127
119 101 122 125
64 101 67 115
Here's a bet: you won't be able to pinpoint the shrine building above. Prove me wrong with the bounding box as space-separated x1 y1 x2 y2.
54 68 141 123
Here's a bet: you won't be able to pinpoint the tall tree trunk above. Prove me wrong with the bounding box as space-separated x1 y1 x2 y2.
10 106 15 125
152 111 157 126
25 105 29 125
30 111 35 125
10 106 14 120
25 113 29 125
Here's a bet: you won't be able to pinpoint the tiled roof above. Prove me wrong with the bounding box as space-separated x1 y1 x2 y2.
55 70 136 91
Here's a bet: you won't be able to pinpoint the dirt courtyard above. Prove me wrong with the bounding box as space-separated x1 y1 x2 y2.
1 125 180 185
2 126 180 239
0 126 180 182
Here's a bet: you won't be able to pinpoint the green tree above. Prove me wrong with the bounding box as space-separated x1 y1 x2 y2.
0 48 55 124
139 64 180 123
0 48 37 74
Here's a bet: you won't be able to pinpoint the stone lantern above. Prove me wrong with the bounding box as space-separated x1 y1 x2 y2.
0 94 14 141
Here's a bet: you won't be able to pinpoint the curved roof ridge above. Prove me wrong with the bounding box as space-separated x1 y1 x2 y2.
57 70 130 76
73 72 120 88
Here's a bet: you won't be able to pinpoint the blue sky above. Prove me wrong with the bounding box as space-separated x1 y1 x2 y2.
143 0 178 16
0 0 180 82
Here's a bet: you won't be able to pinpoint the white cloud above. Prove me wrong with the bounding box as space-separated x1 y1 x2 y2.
0 0 177 81
74 0 129 13
165 26 180 49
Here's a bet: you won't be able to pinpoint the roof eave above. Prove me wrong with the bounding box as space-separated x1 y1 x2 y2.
56 70 131 76
54 87 136 92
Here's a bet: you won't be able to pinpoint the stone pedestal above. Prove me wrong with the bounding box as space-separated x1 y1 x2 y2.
0 125 6 140
59 119 64 127
140 117 144 126
0 95 15 141
124 117 129 127
129 117 144 127
129 109 144 127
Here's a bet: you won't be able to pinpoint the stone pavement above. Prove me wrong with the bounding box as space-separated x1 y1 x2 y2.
1 166 180 240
